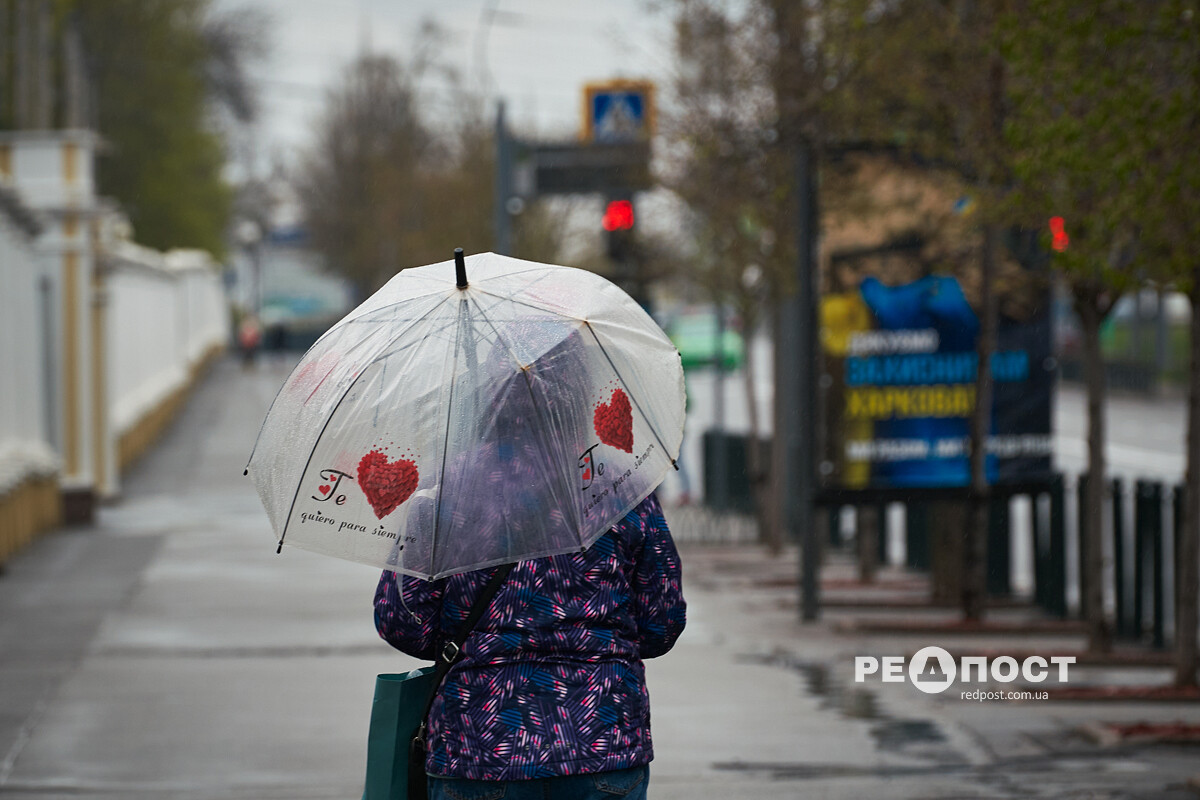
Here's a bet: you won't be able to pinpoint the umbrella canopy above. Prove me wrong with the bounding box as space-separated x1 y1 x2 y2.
246 252 685 580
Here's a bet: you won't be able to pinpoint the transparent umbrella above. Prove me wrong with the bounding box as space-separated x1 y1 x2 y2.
245 251 685 580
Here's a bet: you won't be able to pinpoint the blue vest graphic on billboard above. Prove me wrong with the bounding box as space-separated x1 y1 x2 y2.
820 274 1053 490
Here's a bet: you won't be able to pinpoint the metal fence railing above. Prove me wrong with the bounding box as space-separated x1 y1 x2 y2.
703 430 1191 648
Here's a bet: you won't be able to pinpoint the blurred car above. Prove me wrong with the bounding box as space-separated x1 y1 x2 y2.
666 308 745 371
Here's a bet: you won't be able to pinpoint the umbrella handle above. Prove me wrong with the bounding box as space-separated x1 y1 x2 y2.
455 248 467 288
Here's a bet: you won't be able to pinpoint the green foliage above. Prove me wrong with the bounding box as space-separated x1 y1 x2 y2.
1126 2 1200 285
662 0 795 326
998 0 1194 294
296 40 576 295
663 0 1010 323
297 54 431 295
73 0 238 257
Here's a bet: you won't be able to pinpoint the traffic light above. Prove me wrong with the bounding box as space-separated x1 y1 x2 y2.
604 197 634 261
1049 216 1069 252
603 199 634 231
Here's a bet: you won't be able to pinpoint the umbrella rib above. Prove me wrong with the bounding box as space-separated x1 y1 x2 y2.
430 297 466 575
583 321 678 469
274 364 373 553
358 313 462 367
469 296 587 555
472 286 585 321
244 331 326 473
337 263 564 328
243 312 365 473
308 284 452 338
244 291 453 473
260 292 455 551
460 264 555 282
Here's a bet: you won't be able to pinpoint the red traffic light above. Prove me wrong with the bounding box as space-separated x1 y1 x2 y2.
1049 216 1069 252
603 199 634 232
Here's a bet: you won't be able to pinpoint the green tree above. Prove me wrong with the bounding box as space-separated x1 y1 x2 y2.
71 0 263 256
1000 0 1168 653
847 0 1011 621
1128 1 1200 687
663 0 802 552
665 1 1020 606
297 37 529 296
297 53 432 297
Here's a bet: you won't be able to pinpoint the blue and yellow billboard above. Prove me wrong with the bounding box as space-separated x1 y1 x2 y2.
820 275 1053 490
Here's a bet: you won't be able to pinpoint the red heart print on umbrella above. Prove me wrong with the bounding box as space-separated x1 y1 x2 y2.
357 449 419 519
593 387 633 453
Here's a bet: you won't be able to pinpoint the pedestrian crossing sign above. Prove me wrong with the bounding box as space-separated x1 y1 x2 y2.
583 80 656 143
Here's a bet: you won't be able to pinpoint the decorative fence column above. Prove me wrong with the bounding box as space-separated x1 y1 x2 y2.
0 130 100 522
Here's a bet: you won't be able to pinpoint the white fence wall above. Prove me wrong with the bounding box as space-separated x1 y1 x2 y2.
103 242 229 491
0 188 56 496
170 250 230 366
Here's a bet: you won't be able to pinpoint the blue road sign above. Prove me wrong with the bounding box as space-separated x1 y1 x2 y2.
584 81 655 143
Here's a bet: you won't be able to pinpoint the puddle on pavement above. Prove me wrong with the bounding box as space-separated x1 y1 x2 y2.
737 650 951 756
725 651 1168 791
790 658 880 720
870 718 946 750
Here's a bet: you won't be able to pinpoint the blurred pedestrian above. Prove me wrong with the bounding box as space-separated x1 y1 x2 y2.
237 314 262 369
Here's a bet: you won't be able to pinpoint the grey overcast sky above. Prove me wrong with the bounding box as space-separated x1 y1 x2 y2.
226 0 676 162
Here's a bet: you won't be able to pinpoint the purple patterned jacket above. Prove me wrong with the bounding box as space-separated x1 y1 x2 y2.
373 493 686 781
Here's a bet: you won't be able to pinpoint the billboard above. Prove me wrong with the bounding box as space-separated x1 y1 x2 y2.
819 274 1053 490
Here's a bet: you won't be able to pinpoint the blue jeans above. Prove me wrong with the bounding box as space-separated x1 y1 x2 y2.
428 764 649 800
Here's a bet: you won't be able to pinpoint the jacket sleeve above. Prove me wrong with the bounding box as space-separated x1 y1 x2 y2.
374 570 444 661
630 494 687 659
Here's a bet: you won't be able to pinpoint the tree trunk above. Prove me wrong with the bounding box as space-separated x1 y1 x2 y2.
1176 270 1200 687
1075 289 1112 654
767 305 786 553
744 318 781 554
857 505 879 583
931 500 966 604
963 224 998 620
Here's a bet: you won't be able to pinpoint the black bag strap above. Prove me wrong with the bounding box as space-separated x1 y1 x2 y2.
412 562 516 749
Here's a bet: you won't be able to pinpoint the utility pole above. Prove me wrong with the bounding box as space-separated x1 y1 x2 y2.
15 0 30 129
33 0 51 128
493 100 513 255
63 16 88 129
796 137 820 622
0 2 9 128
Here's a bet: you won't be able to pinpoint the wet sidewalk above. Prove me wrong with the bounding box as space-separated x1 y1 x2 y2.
2 357 1199 799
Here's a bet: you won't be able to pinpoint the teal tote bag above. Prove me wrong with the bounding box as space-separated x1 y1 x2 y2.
362 667 436 800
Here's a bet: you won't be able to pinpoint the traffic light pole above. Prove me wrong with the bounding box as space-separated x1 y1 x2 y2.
604 192 646 311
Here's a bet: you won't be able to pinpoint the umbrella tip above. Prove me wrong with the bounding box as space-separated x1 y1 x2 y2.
243 468 249 476
454 248 467 288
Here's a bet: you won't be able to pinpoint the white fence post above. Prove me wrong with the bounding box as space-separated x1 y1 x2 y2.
0 130 100 523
